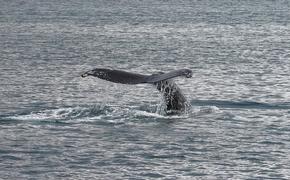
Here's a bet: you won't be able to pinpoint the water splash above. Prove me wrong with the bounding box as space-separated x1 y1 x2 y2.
6 105 111 121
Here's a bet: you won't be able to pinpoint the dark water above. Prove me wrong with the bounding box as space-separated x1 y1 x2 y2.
1 0 290 179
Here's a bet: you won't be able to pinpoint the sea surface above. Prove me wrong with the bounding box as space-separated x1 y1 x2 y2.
1 0 290 179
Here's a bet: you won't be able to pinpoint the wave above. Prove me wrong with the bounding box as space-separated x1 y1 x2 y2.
1 103 172 123
3 99 280 124
191 99 290 110
4 105 112 122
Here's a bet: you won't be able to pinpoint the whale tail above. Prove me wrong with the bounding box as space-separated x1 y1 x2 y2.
81 68 192 84
81 68 192 114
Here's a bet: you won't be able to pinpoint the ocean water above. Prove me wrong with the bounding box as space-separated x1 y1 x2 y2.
1 0 290 179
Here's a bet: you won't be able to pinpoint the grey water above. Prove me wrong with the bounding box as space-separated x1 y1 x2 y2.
1 0 290 179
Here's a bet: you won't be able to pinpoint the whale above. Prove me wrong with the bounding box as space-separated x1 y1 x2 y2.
81 68 192 114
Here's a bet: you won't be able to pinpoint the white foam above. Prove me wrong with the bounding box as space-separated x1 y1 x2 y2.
134 109 187 119
8 106 99 121
192 106 221 116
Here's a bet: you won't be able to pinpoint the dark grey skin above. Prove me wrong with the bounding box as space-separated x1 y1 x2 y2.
81 68 192 114
154 79 189 114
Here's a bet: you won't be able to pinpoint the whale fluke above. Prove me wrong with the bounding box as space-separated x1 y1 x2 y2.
81 68 192 84
81 68 192 114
